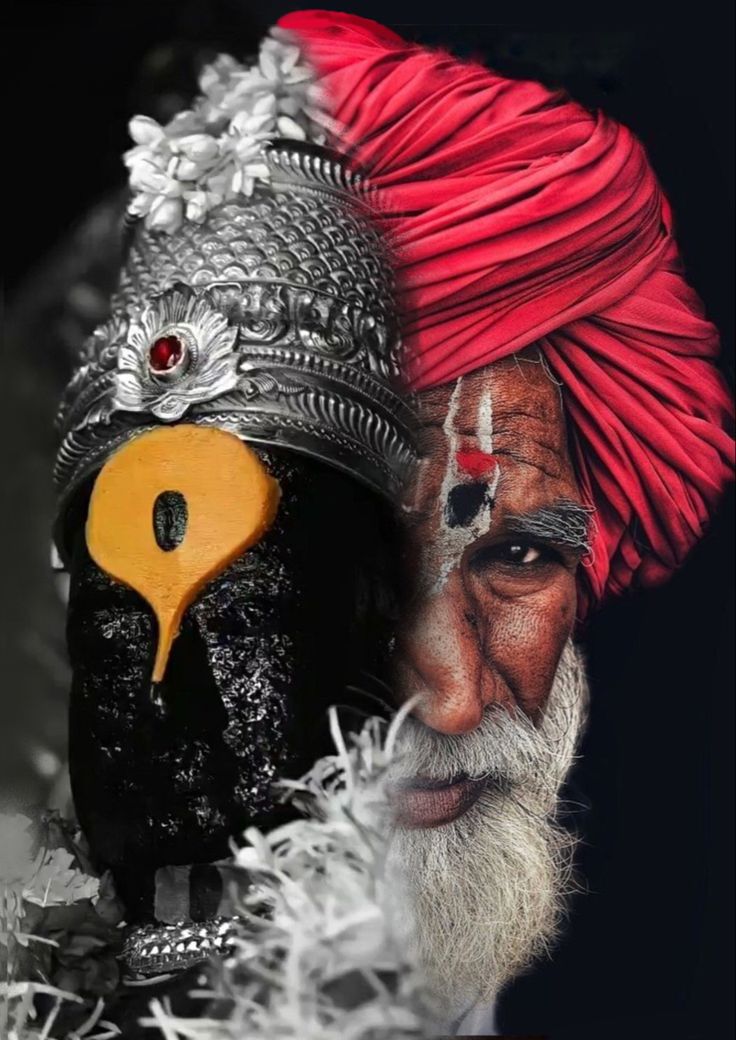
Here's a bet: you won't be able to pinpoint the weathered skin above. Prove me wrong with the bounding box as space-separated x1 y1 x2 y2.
398 349 586 735
66 446 399 915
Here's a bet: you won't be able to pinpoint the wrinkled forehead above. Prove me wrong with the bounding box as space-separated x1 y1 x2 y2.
416 349 574 483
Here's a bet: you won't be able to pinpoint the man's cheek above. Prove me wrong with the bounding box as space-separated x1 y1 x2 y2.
474 577 577 718
398 568 478 682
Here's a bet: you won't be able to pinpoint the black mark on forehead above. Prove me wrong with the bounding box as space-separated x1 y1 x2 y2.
445 481 493 528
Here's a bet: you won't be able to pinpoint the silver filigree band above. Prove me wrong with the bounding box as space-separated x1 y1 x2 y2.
121 917 240 977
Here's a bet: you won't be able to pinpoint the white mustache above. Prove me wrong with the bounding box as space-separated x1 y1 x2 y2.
390 641 588 799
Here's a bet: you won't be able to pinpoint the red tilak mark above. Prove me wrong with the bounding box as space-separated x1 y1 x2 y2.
455 450 497 479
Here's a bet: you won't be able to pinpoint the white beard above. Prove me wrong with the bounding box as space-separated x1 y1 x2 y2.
386 640 589 1022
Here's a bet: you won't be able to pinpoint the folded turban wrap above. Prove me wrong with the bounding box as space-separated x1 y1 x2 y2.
279 10 734 613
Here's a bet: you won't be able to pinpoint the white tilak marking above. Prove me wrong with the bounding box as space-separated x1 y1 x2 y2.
425 379 500 596
437 377 465 515
477 383 494 454
421 379 465 596
471 382 500 539
478 383 501 499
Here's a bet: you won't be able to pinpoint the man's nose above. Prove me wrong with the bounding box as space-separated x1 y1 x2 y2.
396 567 508 735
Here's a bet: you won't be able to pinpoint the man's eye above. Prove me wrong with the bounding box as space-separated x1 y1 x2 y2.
471 540 557 571
497 542 542 565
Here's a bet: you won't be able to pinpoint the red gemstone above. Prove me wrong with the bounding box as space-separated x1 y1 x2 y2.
149 334 185 372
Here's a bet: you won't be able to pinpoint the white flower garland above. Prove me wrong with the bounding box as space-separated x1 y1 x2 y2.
143 709 433 1039
0 711 432 1038
124 29 327 235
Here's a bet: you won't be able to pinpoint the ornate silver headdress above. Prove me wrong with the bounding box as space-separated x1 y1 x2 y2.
53 33 415 559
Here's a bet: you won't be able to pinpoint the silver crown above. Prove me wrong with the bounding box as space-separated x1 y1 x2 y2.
54 142 416 556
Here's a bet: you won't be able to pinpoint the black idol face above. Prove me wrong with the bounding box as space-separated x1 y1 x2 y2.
65 446 399 901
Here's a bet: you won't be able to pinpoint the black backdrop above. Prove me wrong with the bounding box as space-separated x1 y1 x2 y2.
4 2 734 1038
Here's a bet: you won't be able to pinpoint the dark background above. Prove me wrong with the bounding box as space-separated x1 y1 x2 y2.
3 2 734 1038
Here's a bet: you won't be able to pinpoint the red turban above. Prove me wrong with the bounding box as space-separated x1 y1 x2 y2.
279 10 734 612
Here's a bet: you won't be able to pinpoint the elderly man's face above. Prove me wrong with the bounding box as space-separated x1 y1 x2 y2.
396 350 589 825
390 350 591 1015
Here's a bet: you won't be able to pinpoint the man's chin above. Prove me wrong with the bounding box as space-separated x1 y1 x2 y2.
388 787 576 1017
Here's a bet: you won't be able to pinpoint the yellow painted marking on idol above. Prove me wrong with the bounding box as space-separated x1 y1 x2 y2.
86 425 280 686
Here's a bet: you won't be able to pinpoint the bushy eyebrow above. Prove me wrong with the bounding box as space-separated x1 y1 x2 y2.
504 500 594 555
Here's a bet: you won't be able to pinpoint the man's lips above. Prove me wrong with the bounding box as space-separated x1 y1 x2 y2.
391 774 486 828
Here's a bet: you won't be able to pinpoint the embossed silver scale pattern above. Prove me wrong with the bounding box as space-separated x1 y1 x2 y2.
116 192 392 320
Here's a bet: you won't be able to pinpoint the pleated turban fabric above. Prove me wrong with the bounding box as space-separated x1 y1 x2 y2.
279 10 734 613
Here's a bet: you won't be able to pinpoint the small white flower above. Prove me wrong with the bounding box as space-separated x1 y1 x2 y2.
198 52 243 104
244 160 270 180
166 109 207 137
128 158 169 194
277 114 307 140
146 196 184 233
230 107 274 138
231 133 264 164
184 189 218 223
129 114 166 146
175 157 201 181
125 28 329 233
175 133 220 162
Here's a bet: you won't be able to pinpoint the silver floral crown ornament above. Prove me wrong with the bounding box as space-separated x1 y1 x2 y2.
53 29 416 558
